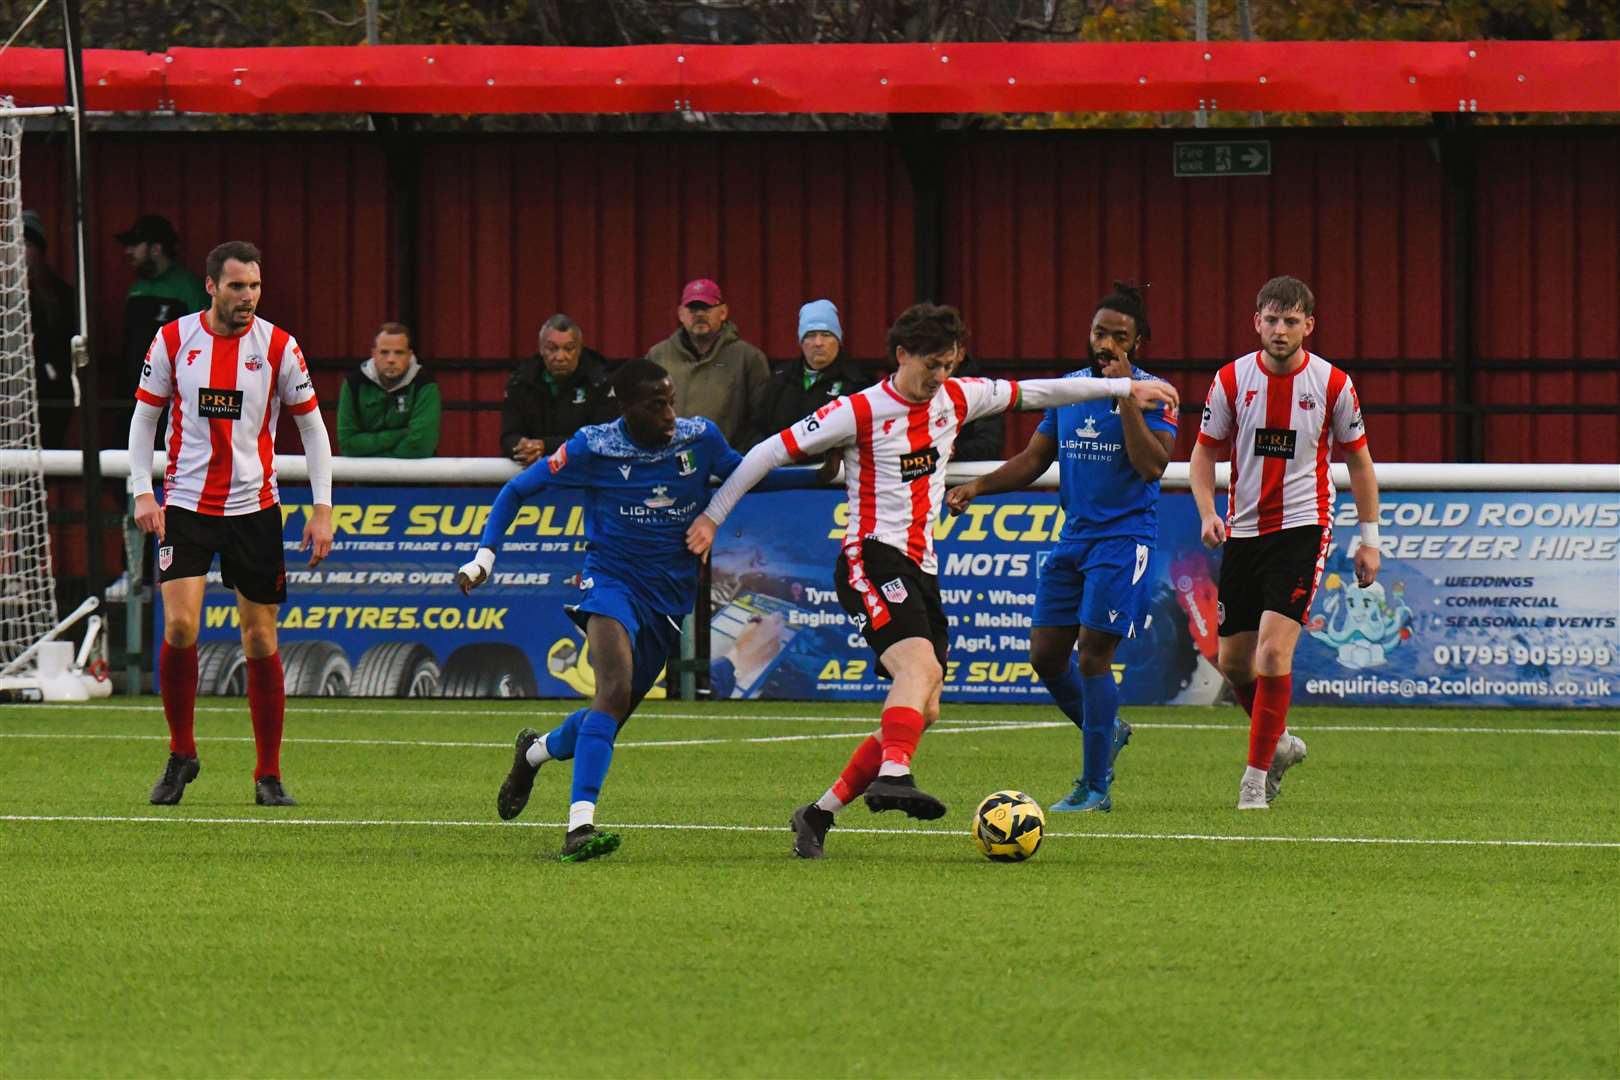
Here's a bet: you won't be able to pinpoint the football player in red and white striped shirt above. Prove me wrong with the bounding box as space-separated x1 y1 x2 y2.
1190 275 1381 810
688 304 1178 856
129 241 335 809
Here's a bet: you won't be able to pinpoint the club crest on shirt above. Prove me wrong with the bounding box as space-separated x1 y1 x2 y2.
898 446 940 482
1297 392 1317 411
244 354 264 372
158 545 173 571
676 450 698 476
881 577 908 604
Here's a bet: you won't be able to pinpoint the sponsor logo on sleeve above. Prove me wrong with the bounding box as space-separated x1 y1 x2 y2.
548 445 569 474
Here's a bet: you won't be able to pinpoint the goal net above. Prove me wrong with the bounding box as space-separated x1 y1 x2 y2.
0 98 60 664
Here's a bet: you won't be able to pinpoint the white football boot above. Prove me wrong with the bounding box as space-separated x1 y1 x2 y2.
1266 732 1309 804
1237 774 1269 810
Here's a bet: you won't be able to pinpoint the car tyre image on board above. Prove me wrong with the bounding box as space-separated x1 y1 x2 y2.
281 640 353 697
351 642 441 698
195 641 248 696
439 643 540 699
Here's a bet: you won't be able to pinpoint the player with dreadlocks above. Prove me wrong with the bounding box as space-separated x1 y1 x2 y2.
946 282 1179 813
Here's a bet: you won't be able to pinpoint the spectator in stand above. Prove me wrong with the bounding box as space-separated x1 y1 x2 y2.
117 214 208 398
22 209 75 448
949 351 1008 461
337 322 441 458
647 278 770 450
500 313 614 466
752 299 872 438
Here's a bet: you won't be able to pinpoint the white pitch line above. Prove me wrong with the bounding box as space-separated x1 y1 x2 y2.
2 702 1615 736
1 813 1614 850
0 721 1061 753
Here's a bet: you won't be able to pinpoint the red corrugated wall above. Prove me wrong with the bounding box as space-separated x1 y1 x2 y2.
20 128 1618 466
413 134 915 454
1473 133 1620 464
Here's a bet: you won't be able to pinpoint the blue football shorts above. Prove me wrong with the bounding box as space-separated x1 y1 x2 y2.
566 575 683 702
1032 537 1155 639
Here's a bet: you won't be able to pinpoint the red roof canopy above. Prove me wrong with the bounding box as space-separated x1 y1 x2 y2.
0 41 1615 114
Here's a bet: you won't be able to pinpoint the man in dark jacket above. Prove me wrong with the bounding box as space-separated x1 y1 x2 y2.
751 299 871 439
950 351 1008 461
23 210 76 448
337 322 442 458
500 313 615 465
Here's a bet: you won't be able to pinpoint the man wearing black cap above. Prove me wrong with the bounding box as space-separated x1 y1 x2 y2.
117 214 208 397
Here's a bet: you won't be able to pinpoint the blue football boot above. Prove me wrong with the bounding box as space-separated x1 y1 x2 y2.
1048 779 1111 813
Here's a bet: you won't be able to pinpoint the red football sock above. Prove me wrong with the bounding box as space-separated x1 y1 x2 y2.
879 706 926 769
159 641 198 758
246 652 286 780
1233 680 1257 718
831 735 883 804
1247 673 1292 771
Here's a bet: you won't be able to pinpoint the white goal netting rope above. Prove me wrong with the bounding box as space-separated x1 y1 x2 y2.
0 98 60 663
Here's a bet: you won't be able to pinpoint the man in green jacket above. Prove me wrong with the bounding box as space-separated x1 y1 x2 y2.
117 214 210 398
337 322 441 458
646 278 770 450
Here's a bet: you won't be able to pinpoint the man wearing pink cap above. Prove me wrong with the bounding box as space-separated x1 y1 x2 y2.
646 278 771 449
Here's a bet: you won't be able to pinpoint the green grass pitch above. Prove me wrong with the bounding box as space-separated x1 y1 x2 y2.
2 698 1616 1078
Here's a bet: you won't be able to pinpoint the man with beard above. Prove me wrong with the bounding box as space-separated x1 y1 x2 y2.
646 278 770 450
946 282 1178 813
1190 275 1378 811
117 214 208 399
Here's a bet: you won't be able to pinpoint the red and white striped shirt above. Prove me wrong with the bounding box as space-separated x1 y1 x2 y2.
135 312 319 516
779 376 1019 574
1196 350 1367 538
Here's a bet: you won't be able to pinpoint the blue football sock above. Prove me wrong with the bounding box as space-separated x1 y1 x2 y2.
1080 672 1119 791
1040 657 1086 730
571 710 620 806
543 708 589 761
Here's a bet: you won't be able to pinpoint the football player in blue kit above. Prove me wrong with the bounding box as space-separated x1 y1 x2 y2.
946 283 1177 812
457 358 820 861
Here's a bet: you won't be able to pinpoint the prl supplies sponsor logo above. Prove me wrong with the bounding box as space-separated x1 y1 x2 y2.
197 387 244 419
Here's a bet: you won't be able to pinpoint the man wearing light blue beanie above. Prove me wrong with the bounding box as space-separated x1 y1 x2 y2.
753 299 871 438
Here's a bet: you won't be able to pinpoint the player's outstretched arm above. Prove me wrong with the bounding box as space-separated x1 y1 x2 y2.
1012 376 1178 414
1345 444 1381 587
694 435 794 533
946 431 1056 516
293 409 335 567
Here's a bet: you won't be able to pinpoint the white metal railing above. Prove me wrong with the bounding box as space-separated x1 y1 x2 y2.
11 449 1620 491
